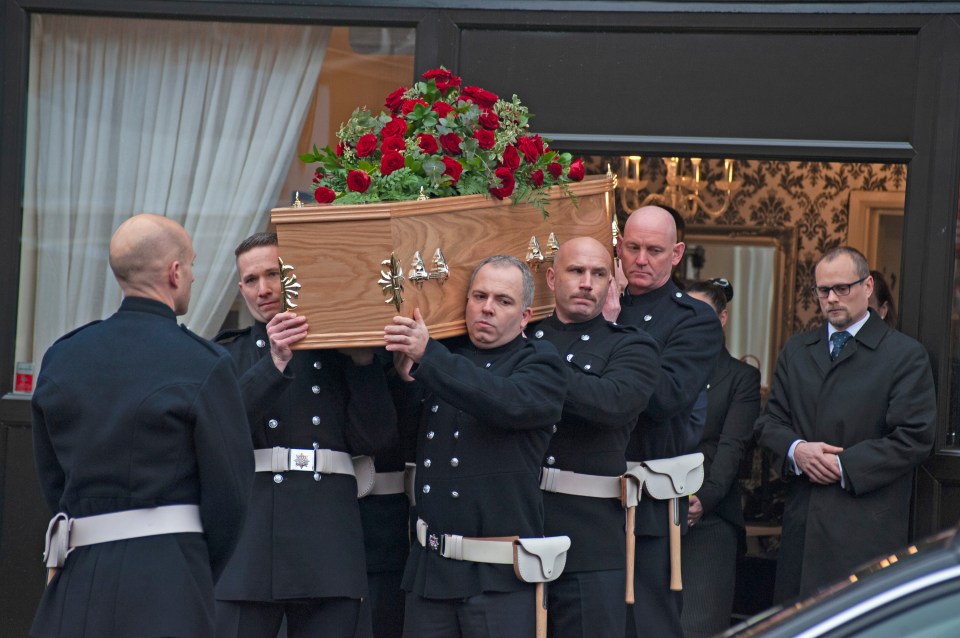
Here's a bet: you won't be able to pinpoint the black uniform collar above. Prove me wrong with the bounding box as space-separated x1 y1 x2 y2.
119 296 177 320
621 278 679 307
542 312 607 332
461 333 526 357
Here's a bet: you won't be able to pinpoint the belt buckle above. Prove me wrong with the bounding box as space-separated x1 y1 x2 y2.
428 532 443 553
288 448 316 472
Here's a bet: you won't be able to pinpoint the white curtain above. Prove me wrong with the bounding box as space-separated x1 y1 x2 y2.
726 246 774 387
19 15 330 370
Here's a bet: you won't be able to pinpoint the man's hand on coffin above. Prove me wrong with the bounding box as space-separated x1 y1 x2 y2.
384 307 429 377
266 311 309 373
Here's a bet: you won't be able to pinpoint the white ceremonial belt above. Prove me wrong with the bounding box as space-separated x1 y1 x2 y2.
416 518 515 564
366 471 406 496
43 505 202 569
539 467 623 499
253 447 355 475
403 462 417 505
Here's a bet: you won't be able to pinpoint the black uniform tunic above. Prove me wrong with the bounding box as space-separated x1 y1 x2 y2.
214 322 397 602
532 313 660 572
617 280 723 535
31 297 253 638
401 335 567 599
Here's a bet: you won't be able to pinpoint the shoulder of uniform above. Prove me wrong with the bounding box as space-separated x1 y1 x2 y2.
181 324 231 357
670 288 702 310
214 326 252 345
52 320 102 345
528 337 559 356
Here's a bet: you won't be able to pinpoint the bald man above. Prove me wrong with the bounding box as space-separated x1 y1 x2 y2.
615 207 723 638
31 214 253 638
528 237 660 638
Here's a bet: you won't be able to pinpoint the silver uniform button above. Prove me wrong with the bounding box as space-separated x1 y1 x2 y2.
273 474 284 484
454 430 460 439
485 362 492 368
267 419 279 429
566 354 574 362
312 416 321 425
643 314 652 322
422 485 431 494
546 456 556 465
256 339 267 348
552 424 558 433
312 385 321 394
431 404 439 413
313 472 321 481
313 361 322 369
580 334 590 341
450 457 459 467
313 442 320 449
424 459 432 468
534 330 544 338
451 491 459 498
584 364 592 370
675 292 682 298
426 431 435 440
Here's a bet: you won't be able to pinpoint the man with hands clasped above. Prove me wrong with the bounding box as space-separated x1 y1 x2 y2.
756 246 936 602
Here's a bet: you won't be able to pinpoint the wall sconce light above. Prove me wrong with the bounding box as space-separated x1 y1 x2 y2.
618 156 741 218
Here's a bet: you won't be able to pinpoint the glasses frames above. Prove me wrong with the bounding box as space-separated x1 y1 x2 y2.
811 275 869 299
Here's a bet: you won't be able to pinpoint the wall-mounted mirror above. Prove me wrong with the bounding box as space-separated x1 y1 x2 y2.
680 225 798 391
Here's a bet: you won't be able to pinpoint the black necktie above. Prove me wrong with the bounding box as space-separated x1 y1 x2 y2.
830 331 852 361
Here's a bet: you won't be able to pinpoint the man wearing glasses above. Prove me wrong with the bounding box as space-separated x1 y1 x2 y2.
756 246 936 602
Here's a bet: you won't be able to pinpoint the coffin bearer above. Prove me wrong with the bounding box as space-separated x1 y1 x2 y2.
31 214 253 638
756 246 936 601
385 255 568 638
615 206 724 638
531 237 660 637
214 232 397 638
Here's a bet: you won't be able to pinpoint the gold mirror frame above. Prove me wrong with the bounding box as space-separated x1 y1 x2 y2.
682 224 798 391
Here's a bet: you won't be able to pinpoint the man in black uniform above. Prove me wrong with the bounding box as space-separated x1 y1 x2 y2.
531 237 660 638
214 232 397 638
616 206 723 638
32 214 253 638
384 255 567 638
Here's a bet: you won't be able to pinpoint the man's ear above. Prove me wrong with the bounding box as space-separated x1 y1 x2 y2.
519 306 534 330
671 241 685 267
545 266 556 292
168 260 182 289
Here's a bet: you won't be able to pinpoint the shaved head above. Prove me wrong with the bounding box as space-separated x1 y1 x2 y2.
109 214 195 314
619 206 685 295
548 236 613 323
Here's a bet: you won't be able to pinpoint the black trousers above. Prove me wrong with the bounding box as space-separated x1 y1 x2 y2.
215 598 360 638
354 570 404 638
625 535 683 638
547 569 626 638
680 516 739 638
402 589 535 638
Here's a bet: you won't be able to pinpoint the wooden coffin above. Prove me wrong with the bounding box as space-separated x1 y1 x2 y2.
271 174 615 349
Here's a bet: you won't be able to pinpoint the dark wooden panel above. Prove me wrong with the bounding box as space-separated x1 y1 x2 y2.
458 28 918 146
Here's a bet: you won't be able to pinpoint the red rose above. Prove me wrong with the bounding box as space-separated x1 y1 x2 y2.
422 68 462 93
547 162 564 179
385 87 406 113
517 135 545 163
529 169 544 187
380 151 405 176
432 101 455 119
442 156 463 183
314 186 336 204
382 135 406 153
500 145 520 170
460 85 499 109
335 141 345 157
381 117 406 138
473 129 495 150
313 168 324 184
402 98 428 115
417 133 439 154
489 167 516 199
347 170 371 193
568 158 585 181
440 132 462 155
478 109 500 130
355 133 378 158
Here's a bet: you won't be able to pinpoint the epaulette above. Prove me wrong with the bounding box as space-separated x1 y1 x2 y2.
181 324 232 356
51 320 102 345
213 326 253 345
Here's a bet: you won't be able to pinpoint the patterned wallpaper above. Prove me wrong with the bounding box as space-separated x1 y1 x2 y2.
585 156 907 333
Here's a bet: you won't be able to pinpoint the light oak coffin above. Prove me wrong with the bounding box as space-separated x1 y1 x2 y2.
271 174 615 349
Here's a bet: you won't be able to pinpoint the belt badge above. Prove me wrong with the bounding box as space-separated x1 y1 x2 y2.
428 533 440 551
293 452 311 469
